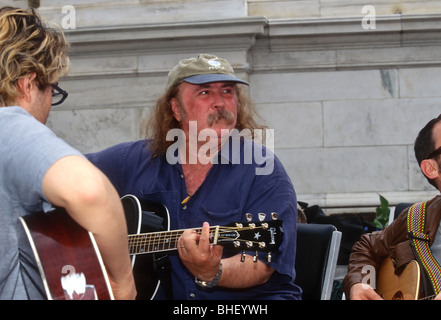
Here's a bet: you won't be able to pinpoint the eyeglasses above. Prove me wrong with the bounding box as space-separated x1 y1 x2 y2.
426 145 441 159
51 83 68 106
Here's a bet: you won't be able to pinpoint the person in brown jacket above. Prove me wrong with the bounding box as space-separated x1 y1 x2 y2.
343 114 441 300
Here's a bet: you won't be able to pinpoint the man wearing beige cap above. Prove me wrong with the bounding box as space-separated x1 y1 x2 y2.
88 54 301 300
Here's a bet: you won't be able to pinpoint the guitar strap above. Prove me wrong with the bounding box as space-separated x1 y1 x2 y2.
407 201 441 295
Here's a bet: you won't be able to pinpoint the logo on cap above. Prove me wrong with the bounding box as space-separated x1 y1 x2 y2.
204 58 225 70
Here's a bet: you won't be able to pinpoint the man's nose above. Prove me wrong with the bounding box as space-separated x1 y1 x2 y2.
213 92 225 109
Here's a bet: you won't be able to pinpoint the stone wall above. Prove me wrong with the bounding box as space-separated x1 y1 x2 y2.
4 0 441 213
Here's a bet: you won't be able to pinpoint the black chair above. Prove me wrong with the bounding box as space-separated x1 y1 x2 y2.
295 223 342 300
394 203 414 220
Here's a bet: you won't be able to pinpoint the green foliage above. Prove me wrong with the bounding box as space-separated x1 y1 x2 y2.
373 194 390 229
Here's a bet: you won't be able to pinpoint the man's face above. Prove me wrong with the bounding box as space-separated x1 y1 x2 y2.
16 74 54 124
172 81 238 139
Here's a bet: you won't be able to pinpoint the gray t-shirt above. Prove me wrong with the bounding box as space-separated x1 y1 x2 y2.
0 106 83 299
431 221 441 264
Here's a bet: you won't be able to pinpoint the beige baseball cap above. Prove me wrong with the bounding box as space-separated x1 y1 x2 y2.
166 54 249 90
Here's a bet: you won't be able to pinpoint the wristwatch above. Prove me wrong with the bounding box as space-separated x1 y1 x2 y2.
195 262 222 288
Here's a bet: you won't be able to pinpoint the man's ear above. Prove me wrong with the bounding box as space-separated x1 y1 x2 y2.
421 158 439 180
16 73 37 104
170 98 181 122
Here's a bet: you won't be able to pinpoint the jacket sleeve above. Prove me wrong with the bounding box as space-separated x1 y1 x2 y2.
342 210 412 298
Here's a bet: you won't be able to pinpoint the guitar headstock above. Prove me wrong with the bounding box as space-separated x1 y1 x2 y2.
213 213 283 263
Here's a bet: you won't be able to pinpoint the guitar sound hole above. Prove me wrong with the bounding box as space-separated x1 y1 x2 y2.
392 291 404 300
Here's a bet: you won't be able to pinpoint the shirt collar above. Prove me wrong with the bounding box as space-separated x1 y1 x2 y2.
214 130 251 166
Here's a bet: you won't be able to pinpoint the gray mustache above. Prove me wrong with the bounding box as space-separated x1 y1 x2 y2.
207 109 235 126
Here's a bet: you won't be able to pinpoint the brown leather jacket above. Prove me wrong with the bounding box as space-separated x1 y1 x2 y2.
342 195 441 299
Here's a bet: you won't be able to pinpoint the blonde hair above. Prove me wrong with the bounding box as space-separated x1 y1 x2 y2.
145 83 267 158
0 7 70 106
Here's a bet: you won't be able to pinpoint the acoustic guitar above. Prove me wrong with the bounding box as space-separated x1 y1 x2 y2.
376 257 421 300
376 257 439 300
20 194 283 300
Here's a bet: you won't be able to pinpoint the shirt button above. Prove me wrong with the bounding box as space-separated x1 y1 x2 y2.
182 204 187 210
189 293 195 299
180 174 184 179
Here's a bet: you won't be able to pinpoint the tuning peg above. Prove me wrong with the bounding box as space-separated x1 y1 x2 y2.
246 213 252 222
267 252 272 263
253 251 258 263
233 241 240 248
241 251 246 262
235 223 243 228
258 213 266 222
271 212 278 220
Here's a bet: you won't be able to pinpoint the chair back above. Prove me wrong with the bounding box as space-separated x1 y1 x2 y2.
295 223 341 300
394 202 414 220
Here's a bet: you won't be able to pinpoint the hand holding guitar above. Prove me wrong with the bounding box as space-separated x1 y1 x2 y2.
349 283 383 300
351 282 441 300
178 222 224 282
177 221 275 289
361 257 441 300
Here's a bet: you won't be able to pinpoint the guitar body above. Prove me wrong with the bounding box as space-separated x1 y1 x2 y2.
122 195 171 300
376 257 421 300
20 195 170 300
19 208 113 300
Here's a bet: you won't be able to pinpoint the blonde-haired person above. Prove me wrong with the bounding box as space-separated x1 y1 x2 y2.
0 7 136 300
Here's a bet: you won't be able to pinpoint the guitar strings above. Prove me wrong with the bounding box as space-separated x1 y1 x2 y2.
128 225 267 244
127 225 265 243
128 226 269 254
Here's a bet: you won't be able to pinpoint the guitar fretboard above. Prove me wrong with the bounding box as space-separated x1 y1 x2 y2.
128 227 218 255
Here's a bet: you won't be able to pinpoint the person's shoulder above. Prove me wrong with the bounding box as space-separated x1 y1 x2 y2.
426 195 441 214
428 194 441 205
124 139 151 155
0 106 36 124
0 106 28 115
109 139 154 164
100 139 148 153
243 138 289 178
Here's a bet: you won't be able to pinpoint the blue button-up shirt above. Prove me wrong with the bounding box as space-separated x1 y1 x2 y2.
87 138 301 300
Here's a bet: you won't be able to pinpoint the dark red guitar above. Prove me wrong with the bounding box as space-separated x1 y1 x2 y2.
20 204 113 300
20 195 283 300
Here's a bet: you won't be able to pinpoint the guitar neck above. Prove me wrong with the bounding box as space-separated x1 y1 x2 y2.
128 226 220 255
128 218 282 258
